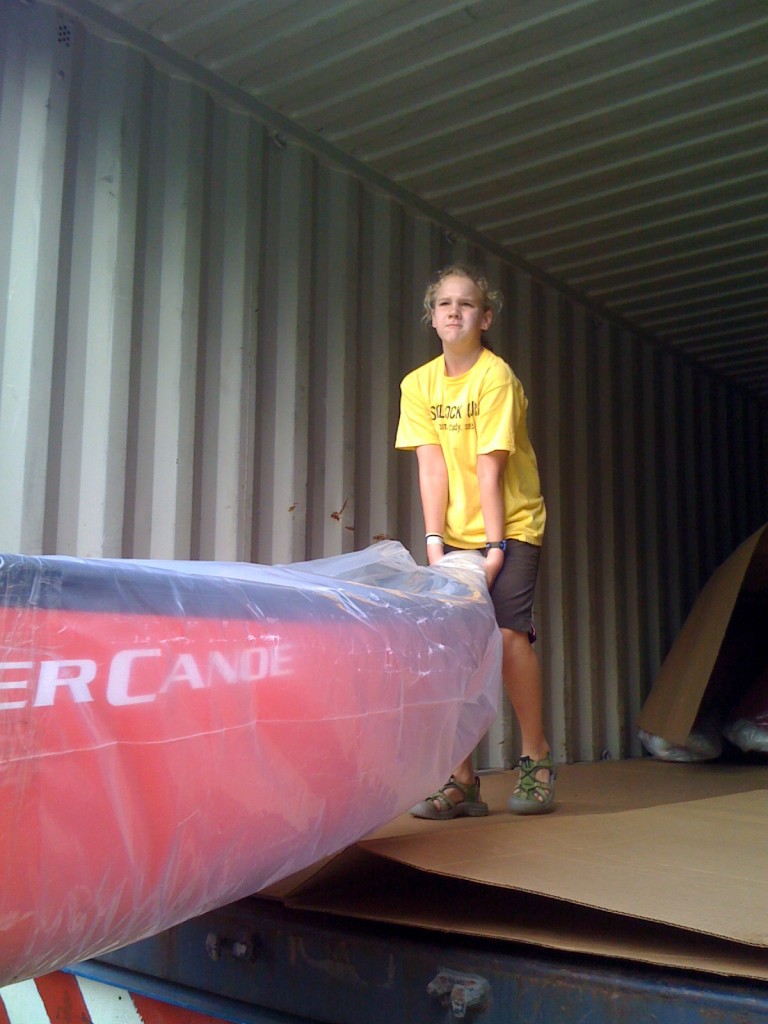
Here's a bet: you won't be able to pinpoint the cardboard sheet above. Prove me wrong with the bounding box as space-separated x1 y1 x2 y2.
280 531 768 982
283 760 768 981
637 522 768 745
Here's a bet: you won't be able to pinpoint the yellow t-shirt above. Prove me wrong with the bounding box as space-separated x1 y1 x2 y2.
395 348 546 547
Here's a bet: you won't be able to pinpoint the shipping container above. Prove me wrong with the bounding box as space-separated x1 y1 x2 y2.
1 0 767 1019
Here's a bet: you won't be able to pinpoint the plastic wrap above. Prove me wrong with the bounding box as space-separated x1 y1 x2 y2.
0 542 501 985
640 589 768 762
722 665 768 752
638 726 722 762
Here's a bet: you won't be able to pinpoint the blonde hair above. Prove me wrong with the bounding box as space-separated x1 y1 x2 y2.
422 264 503 343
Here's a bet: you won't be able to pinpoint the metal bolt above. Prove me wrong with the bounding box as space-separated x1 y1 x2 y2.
205 933 256 963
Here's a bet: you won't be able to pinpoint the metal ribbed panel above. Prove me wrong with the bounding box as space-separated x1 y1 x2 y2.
1 3 71 554
0 1 766 765
63 0 768 402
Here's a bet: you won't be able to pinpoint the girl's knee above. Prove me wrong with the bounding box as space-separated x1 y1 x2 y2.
500 626 530 650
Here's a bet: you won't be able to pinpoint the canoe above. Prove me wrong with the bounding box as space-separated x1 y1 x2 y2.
0 541 500 985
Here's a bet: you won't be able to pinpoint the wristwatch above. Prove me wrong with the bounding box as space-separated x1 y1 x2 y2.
485 540 507 552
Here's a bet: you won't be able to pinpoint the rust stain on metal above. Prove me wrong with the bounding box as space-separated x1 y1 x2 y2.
330 499 349 522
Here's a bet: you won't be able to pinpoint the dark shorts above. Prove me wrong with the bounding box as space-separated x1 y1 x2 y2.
445 539 541 637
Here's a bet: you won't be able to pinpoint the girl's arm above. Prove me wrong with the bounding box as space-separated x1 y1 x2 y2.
477 450 509 586
416 444 449 565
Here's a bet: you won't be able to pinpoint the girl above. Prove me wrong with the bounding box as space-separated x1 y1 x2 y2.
395 264 554 816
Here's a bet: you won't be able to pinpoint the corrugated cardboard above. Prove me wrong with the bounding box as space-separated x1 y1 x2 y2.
280 529 768 980
283 758 768 980
637 522 768 745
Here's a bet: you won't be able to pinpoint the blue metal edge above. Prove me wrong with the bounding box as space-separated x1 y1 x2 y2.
65 960 314 1024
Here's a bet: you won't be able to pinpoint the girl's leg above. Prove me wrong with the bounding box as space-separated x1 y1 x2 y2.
427 628 548 805
500 626 549 760
502 626 554 810
447 754 475 789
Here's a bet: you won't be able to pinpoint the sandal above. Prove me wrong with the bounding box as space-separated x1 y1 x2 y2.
508 753 555 815
409 775 489 820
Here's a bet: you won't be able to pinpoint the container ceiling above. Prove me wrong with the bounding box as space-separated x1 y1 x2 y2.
65 0 768 405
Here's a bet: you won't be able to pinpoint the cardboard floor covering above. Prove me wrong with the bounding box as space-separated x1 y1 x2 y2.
280 759 768 981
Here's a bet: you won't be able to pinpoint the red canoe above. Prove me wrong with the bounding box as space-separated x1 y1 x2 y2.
0 542 500 985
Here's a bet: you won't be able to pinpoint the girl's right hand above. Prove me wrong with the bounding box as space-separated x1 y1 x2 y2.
426 544 445 566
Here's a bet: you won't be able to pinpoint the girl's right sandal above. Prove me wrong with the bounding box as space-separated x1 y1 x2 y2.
409 775 489 820
508 753 555 815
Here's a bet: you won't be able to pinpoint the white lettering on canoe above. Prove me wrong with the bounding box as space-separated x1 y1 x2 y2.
0 643 295 710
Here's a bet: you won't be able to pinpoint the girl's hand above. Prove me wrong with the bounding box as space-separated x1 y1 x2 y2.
426 543 444 566
484 547 504 588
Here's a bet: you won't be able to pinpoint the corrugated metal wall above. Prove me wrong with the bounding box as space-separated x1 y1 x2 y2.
1 0 766 765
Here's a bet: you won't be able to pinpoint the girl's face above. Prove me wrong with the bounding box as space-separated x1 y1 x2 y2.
431 274 492 348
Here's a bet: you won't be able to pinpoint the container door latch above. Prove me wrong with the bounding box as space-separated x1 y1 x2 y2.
427 968 491 1019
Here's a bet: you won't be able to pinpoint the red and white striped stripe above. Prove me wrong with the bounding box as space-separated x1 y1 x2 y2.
0 972 226 1024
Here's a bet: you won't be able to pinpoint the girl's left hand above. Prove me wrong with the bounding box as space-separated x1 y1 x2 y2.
484 548 504 588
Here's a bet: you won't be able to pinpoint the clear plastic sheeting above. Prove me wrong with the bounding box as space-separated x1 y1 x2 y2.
0 542 501 985
723 665 768 753
637 727 722 763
